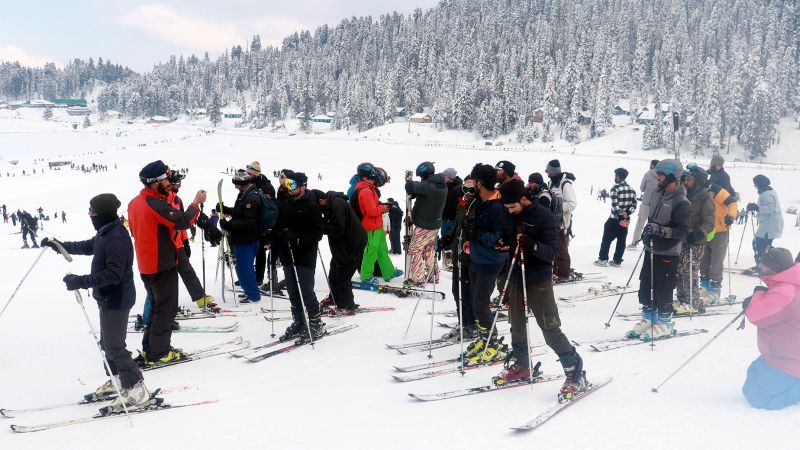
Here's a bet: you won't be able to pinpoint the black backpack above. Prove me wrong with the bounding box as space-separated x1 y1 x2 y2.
349 187 365 221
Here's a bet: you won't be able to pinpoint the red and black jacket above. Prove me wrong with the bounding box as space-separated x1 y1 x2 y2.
128 188 199 274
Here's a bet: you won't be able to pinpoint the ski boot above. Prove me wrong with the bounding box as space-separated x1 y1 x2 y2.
593 259 608 267
85 376 121 402
297 311 327 343
195 294 215 308
625 309 656 339
705 280 722 305
672 301 700 316
640 313 676 341
134 350 147 367
699 277 711 293
609 260 622 267
21 242 29 249
492 351 540 387
320 294 335 308
386 269 404 281
441 325 479 341
170 321 180 331
463 321 491 358
133 314 145 331
146 347 186 367
466 336 508 366
402 278 425 288
559 352 588 403
32 242 39 248
102 381 153 414
280 317 305 342
326 306 357 317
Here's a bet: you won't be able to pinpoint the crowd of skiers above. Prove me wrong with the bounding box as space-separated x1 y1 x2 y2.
28 153 800 414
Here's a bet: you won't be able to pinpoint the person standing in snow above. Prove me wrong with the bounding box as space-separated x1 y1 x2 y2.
708 154 736 197
741 248 800 410
594 168 637 267
440 167 462 270
629 160 659 249
747 175 783 271
404 161 447 287
41 194 150 413
627 159 691 340
699 174 738 303
526 173 552 209
19 210 39 248
246 161 279 293
675 164 715 312
61 210 66 223
545 160 577 280
387 197 403 255
354 163 398 284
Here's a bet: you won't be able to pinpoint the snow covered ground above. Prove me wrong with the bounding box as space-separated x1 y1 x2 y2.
1 112 799 449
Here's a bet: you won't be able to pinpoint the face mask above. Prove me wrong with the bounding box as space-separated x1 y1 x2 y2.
91 214 117 231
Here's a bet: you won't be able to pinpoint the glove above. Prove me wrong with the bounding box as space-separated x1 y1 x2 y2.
688 229 705 244
183 240 191 258
742 296 752 311
405 170 413 181
724 215 734 226
195 212 210 229
280 229 299 246
641 223 665 240
746 202 759 213
40 237 63 252
63 274 89 291
518 234 538 253
219 218 231 231
439 234 453 249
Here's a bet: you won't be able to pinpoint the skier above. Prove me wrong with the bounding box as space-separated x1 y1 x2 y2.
19 210 39 248
275 172 326 340
61 210 66 223
386 198 403 255
354 163 398 284
526 172 552 208
41 194 150 412
11 211 17 226
462 163 512 364
627 159 691 340
545 160 577 280
741 247 800 410
128 160 205 366
699 171 738 303
628 160 659 249
404 161 447 287
439 177 478 339
246 161 279 292
746 175 783 271
313 189 367 315
708 154 736 196
676 164 715 312
220 169 263 303
594 168 637 267
494 180 588 400
440 167 462 270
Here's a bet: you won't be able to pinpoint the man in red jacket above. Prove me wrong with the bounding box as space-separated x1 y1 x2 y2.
355 164 398 284
128 160 206 366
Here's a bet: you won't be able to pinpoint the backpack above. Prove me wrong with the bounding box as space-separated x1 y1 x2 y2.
349 187 365 221
253 190 278 231
550 178 572 222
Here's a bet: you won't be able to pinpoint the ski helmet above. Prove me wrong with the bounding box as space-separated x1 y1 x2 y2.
232 169 251 185
373 167 390 187
167 171 185 184
416 161 435 177
683 162 707 188
655 159 683 183
357 162 375 179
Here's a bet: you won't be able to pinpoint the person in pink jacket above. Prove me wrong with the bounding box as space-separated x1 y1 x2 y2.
742 247 800 410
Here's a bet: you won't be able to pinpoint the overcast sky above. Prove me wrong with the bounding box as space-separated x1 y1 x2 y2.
0 0 440 71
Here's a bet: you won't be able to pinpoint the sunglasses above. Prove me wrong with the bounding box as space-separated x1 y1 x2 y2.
284 179 299 190
246 164 258 171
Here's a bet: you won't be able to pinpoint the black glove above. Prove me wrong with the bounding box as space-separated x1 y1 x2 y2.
183 240 191 258
742 296 752 311
746 202 759 213
518 234 538 253
40 237 63 252
724 215 734 226
205 226 222 243
63 274 89 291
688 229 705 244
219 218 231 231
642 223 665 240
280 229 299 246
195 212 210 229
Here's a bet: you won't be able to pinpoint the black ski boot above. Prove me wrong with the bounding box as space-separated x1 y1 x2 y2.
297 310 327 343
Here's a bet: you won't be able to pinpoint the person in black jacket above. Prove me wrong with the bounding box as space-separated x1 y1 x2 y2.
493 180 587 401
247 161 280 291
314 189 367 314
387 198 403 255
441 168 462 268
276 172 326 340
220 169 262 303
41 194 150 412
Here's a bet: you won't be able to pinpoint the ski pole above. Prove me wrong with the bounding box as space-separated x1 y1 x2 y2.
725 226 735 303
268 247 275 338
649 238 655 350
482 245 520 359
0 240 72 322
519 242 536 386
735 213 748 265
427 243 437 360
200 204 206 312
456 236 465 375
402 257 438 340
652 310 745 393
318 248 335 306
72 287 133 427
689 246 693 321
227 240 238 308
288 244 314 348
604 245 644 328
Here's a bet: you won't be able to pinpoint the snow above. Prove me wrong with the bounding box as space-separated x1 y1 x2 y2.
1 112 799 449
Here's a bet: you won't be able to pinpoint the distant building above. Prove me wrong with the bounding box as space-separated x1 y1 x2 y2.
0 101 9 110
147 115 172 124
613 105 629 115
53 98 87 108
576 111 593 125
15 99 55 109
295 112 307 120
395 107 406 117
409 112 433 123
311 114 333 123
48 161 72 168
103 110 121 120
222 107 242 119
67 106 92 116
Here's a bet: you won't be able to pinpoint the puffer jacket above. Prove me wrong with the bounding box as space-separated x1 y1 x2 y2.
442 176 463 221
746 264 800 378
644 184 691 256
405 173 448 230
686 185 716 245
221 185 261 245
466 192 512 272
321 191 367 264
708 184 738 233
755 187 783 239
640 169 659 206
356 181 385 232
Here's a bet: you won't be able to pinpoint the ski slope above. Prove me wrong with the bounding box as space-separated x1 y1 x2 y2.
1 111 799 450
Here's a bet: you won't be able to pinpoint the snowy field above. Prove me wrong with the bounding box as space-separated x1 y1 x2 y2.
1 111 799 450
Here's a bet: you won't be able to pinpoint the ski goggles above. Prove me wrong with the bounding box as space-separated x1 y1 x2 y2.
284 178 299 191
686 162 699 171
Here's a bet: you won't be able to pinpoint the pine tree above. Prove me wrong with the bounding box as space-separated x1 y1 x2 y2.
208 92 222 127
82 115 91 128
42 108 53 120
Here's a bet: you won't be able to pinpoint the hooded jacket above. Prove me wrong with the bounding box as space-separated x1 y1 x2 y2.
442 176 463 221
276 190 323 268
707 184 738 233
745 264 800 378
221 184 261 245
467 191 512 272
756 187 783 239
640 168 659 206
686 185 716 245
405 173 448 230
321 191 367 264
356 181 385 232
547 173 577 229
644 184 691 256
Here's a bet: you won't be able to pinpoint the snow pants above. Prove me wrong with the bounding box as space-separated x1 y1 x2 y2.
283 264 320 322
469 265 500 329
141 267 179 360
389 225 402 254
743 357 800 410
233 241 260 301
507 277 574 369
677 243 705 306
99 307 143 389
360 229 395 282
598 218 628 264
329 257 358 310
407 226 439 284
630 204 650 245
700 231 728 284
451 251 475 326
553 230 571 279
177 246 204 301
638 251 678 315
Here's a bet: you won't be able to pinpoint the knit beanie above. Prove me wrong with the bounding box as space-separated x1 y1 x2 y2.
443 168 457 179
90 193 121 216
139 160 168 185
753 174 770 189
614 168 629 181
546 159 561 175
246 161 261 177
470 163 497 190
290 172 308 187
495 160 516 176
499 179 526 204
761 248 794 273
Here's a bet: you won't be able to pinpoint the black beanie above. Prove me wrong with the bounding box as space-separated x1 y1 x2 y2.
470 164 497 190
499 179 526 204
139 160 168 185
614 168 629 180
291 172 308 187
495 160 516 176
753 174 770 189
528 172 545 185
761 248 794 273
90 193 121 216
310 189 326 200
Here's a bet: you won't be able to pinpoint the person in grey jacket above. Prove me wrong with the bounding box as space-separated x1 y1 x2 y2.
629 159 659 248
747 175 783 268
628 160 691 340
404 161 447 286
676 165 716 311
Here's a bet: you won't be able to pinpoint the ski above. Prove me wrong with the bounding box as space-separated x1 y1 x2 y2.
558 286 636 302
616 310 738 320
244 324 358 363
386 337 456 350
409 373 563 402
554 274 607 285
10 398 219 433
393 359 505 382
128 322 238 333
352 281 446 300
0 386 197 418
510 377 613 432
395 339 459 354
589 329 708 352
141 337 250 371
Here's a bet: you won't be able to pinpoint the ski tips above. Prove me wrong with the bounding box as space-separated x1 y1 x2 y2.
0 408 13 418
651 387 659 393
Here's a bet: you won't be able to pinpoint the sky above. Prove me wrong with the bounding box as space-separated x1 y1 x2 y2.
0 0 439 72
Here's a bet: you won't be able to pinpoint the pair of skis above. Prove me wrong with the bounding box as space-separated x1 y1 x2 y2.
574 329 708 352
231 324 359 362
352 280 446 300
141 336 250 371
